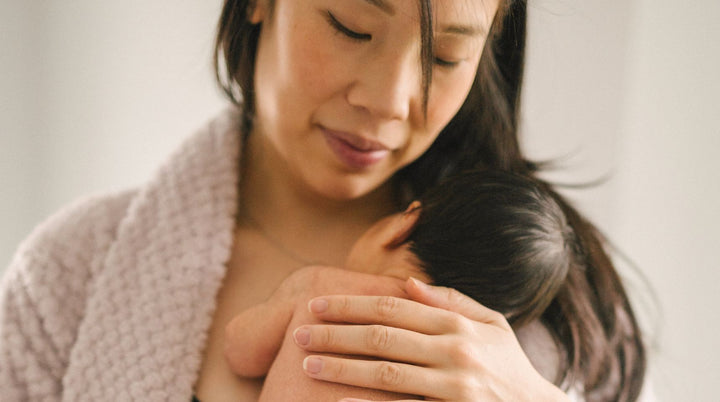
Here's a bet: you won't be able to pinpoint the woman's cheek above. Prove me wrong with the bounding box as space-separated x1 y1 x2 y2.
289 32 347 101
427 68 477 130
400 74 477 164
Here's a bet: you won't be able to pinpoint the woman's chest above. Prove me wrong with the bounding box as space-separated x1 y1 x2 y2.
193 232 305 401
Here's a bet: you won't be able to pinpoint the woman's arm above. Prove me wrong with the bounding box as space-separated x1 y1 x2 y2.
0 266 63 401
0 192 130 401
293 278 571 401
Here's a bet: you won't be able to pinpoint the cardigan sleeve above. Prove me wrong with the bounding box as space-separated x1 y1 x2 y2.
1 255 68 401
0 190 135 401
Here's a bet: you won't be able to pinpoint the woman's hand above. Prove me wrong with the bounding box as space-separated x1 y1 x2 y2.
291 278 570 401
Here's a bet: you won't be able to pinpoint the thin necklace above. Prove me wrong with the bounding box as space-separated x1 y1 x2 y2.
240 209 321 267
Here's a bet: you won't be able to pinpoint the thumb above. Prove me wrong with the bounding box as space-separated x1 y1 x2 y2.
405 277 507 327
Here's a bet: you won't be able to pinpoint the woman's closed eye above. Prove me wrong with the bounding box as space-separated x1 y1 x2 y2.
433 57 461 69
433 40 476 70
325 11 371 41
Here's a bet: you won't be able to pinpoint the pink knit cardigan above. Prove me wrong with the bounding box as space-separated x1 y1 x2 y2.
0 109 241 401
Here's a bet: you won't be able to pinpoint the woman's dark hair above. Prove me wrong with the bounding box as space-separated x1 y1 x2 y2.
213 1 646 400
408 170 578 329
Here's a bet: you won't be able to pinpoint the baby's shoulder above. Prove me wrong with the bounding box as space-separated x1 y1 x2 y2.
276 266 407 305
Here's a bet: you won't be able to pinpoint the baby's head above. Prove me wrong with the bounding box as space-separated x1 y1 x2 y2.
345 170 580 327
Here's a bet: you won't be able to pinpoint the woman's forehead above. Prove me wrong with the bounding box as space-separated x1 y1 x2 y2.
344 0 499 29
434 0 499 27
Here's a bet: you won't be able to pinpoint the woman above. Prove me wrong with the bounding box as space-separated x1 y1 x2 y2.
0 0 645 401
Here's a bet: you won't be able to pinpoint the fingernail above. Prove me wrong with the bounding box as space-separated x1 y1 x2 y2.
308 298 328 313
405 200 421 213
303 356 323 374
409 277 428 290
293 327 310 347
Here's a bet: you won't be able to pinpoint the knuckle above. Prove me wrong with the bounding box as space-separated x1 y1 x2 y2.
328 359 346 380
376 362 404 387
375 296 399 321
446 313 473 334
446 339 479 368
450 374 480 400
493 312 512 330
317 326 336 348
443 286 462 304
366 325 394 351
336 295 352 316
488 309 506 324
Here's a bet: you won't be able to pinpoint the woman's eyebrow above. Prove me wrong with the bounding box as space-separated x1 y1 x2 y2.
439 24 487 37
362 0 396 15
360 1 486 38
360 0 486 37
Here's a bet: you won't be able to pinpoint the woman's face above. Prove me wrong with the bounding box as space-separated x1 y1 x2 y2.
252 0 498 200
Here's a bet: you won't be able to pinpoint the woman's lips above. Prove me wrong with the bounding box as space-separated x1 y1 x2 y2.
321 128 390 170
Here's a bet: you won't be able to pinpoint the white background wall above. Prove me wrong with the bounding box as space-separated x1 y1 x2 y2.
524 1 720 400
1 0 718 400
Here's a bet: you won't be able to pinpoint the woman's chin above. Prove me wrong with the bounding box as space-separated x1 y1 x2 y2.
310 182 377 202
302 172 390 203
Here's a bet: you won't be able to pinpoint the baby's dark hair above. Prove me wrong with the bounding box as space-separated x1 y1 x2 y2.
408 170 580 328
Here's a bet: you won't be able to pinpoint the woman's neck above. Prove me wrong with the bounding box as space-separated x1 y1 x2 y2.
239 132 397 267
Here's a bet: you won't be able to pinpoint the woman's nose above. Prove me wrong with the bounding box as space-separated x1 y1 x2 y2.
346 48 421 121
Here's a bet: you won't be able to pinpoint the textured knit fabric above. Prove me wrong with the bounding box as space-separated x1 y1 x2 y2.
0 109 240 402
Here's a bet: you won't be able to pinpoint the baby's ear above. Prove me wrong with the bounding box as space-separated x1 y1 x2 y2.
385 201 421 249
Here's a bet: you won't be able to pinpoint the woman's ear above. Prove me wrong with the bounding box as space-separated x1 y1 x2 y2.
248 0 267 24
385 201 422 249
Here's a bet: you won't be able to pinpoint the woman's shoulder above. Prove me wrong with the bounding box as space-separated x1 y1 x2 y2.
2 189 138 311
9 190 137 273
0 189 138 389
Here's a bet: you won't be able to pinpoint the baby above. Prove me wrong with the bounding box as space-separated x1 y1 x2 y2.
224 170 579 400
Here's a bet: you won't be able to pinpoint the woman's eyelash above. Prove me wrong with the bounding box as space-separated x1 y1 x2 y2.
326 11 371 41
434 57 461 68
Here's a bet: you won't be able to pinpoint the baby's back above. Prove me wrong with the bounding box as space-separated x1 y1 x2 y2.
258 266 415 401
